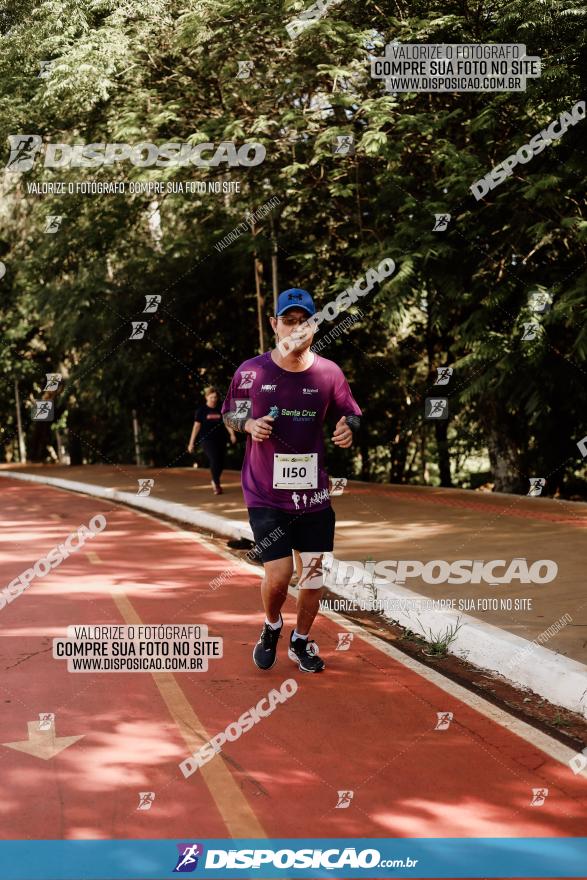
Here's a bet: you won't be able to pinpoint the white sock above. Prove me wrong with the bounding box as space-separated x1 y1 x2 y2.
293 629 308 641
265 617 281 630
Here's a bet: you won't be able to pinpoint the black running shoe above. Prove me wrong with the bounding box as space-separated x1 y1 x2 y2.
288 633 325 673
252 615 283 670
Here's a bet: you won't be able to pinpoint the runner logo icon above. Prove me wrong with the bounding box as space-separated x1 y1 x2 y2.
433 213 451 231
522 322 540 341
434 367 453 385
335 790 354 808
44 373 62 391
329 476 347 496
299 555 323 587
435 712 453 730
39 712 55 730
173 843 204 872
528 477 546 496
44 215 64 233
333 135 355 155
144 294 161 313
530 788 548 806
137 791 155 811
425 397 448 419
233 399 252 418
336 632 353 651
31 400 55 422
6 134 43 171
129 321 148 340
31 400 54 421
238 370 256 389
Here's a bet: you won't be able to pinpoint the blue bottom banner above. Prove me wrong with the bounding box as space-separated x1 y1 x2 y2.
0 837 586 878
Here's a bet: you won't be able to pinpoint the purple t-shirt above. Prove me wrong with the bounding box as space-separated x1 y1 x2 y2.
222 351 361 512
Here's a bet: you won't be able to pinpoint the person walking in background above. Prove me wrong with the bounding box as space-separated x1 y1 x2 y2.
188 386 236 495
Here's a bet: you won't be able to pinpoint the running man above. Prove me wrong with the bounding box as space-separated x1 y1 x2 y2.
222 288 361 672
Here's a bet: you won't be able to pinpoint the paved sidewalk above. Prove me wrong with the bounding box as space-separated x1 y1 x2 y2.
4 463 586 670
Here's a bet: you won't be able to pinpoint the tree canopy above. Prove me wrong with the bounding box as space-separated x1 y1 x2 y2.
1 0 586 495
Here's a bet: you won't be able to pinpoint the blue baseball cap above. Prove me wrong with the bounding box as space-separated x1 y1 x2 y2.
276 288 316 317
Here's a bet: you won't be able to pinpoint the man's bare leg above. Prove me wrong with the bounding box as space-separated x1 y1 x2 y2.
287 552 326 672
296 586 323 636
261 555 293 623
253 555 293 670
292 549 323 635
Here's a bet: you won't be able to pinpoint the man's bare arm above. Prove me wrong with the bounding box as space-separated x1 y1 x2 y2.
332 414 360 448
223 412 250 433
224 413 275 441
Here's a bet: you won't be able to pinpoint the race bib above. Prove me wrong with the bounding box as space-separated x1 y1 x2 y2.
272 453 318 490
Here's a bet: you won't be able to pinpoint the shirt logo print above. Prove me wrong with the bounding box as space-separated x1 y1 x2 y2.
238 370 256 389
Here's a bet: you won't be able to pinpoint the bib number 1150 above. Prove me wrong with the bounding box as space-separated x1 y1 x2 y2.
272 453 318 489
283 466 306 479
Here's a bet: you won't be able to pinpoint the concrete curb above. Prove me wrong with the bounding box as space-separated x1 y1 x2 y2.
2 470 586 719
0 470 253 542
321 563 587 720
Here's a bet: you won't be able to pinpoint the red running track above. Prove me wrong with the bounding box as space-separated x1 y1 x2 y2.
0 478 585 864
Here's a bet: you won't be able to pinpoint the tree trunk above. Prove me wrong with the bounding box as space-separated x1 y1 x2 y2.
28 421 51 462
389 433 408 483
359 436 370 481
434 420 452 487
254 254 265 353
269 214 279 314
485 424 525 494
421 427 428 484
67 418 83 466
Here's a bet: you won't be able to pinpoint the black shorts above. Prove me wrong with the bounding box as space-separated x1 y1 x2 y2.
248 505 336 563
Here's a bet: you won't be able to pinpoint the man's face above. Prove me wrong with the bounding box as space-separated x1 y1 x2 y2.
271 307 316 353
206 392 218 407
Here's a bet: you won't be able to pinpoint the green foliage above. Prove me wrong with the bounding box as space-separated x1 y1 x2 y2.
0 0 585 495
